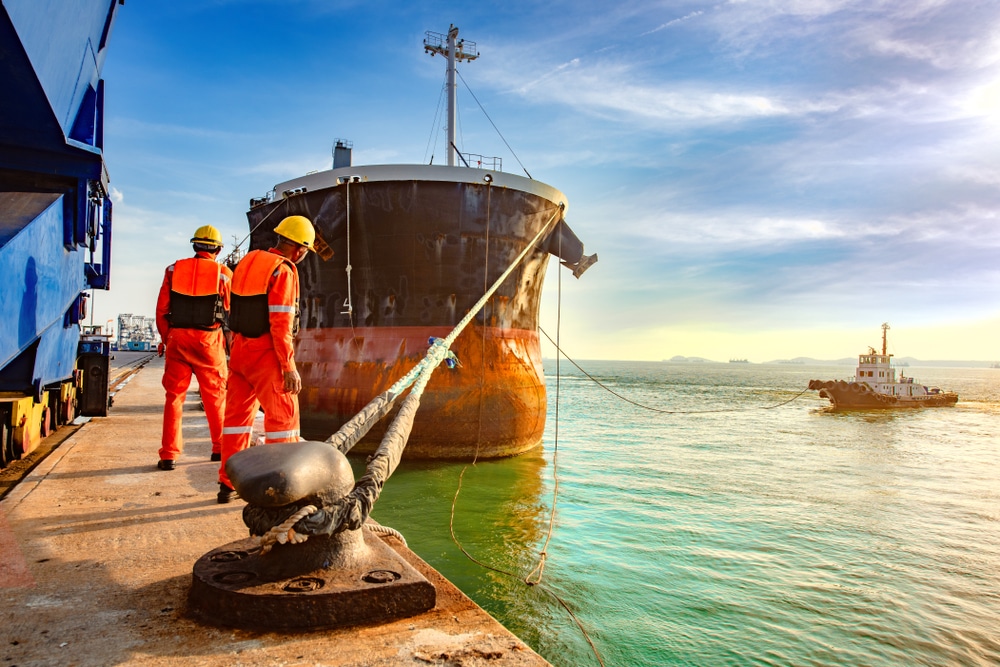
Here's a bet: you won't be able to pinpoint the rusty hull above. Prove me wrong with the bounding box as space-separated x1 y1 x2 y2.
297 324 547 458
248 176 582 459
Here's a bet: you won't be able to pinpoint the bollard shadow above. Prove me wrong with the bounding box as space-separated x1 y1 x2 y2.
43 498 242 536
43 462 212 482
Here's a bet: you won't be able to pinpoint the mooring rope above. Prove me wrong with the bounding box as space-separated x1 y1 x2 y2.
324 204 562 456
365 522 408 547
524 219 563 588
447 227 606 667
259 504 318 554
538 327 811 414
241 201 597 663
248 203 569 544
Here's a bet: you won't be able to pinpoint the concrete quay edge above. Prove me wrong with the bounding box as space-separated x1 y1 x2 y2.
0 355 550 666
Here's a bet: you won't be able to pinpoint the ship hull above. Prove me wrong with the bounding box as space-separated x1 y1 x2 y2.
246 166 586 459
807 380 959 409
297 325 545 458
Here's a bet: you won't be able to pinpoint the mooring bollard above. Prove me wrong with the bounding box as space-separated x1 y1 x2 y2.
188 441 435 630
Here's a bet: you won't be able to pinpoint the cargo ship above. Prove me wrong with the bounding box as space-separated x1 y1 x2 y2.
808 323 958 409
242 26 596 459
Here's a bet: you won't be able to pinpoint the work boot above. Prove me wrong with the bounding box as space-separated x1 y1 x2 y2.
210 452 221 462
157 459 175 471
217 483 237 504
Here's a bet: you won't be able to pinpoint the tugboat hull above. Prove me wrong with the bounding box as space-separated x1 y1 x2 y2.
808 380 958 409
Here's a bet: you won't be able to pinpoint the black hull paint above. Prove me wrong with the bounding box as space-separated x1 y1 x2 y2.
246 174 586 457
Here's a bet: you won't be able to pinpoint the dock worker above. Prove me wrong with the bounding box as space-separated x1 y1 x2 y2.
217 215 315 503
155 225 232 470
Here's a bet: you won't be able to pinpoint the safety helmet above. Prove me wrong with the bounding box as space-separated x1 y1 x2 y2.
190 225 224 247
273 215 315 250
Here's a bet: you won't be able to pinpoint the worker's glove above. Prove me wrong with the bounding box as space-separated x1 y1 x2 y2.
157 342 165 357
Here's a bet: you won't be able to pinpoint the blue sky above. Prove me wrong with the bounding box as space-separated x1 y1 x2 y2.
97 1 1000 362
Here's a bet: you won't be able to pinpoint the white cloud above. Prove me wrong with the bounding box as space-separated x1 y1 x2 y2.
626 211 853 246
641 10 704 37
490 56 837 127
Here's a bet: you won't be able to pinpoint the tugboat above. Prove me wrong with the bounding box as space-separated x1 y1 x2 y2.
241 26 596 459
808 323 958 409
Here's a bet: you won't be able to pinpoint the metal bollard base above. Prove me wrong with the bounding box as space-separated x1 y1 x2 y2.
188 530 436 630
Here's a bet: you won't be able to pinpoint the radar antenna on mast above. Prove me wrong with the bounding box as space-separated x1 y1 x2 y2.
423 25 479 167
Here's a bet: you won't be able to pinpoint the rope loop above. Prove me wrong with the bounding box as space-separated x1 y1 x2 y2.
259 504 318 554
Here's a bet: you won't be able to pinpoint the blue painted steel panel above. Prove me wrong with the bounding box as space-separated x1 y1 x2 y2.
3 0 116 147
0 0 119 390
0 196 87 389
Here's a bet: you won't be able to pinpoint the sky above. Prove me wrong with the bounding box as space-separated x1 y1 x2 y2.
95 0 1000 362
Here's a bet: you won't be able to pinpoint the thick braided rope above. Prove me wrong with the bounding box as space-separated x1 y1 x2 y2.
365 523 408 547
325 205 563 455
259 504 318 554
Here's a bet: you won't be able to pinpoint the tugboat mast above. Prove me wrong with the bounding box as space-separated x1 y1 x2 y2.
882 322 891 356
424 25 479 167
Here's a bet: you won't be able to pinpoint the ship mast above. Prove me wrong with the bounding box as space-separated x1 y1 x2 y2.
424 25 479 167
881 322 890 356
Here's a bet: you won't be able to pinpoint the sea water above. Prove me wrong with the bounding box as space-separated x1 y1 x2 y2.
365 362 1000 667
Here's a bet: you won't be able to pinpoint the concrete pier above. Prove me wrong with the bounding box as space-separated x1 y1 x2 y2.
0 356 549 666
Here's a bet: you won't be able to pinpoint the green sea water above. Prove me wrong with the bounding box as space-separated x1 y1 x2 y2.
361 361 1000 667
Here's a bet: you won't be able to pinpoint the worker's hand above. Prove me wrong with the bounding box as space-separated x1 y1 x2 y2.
282 369 302 395
157 342 165 358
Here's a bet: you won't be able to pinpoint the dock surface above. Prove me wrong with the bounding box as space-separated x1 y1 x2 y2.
0 356 549 666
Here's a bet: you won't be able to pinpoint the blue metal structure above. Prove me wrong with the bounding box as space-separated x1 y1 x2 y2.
0 0 121 398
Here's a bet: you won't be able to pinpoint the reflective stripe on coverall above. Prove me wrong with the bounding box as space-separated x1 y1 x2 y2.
219 249 301 489
156 253 232 460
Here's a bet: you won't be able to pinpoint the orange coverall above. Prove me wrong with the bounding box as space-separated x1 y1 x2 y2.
218 248 302 489
156 252 232 461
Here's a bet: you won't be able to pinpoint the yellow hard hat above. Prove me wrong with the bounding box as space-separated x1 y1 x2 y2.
190 225 223 247
274 215 315 250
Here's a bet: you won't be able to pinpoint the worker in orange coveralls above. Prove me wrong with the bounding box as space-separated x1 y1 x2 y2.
217 215 315 503
155 225 233 470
